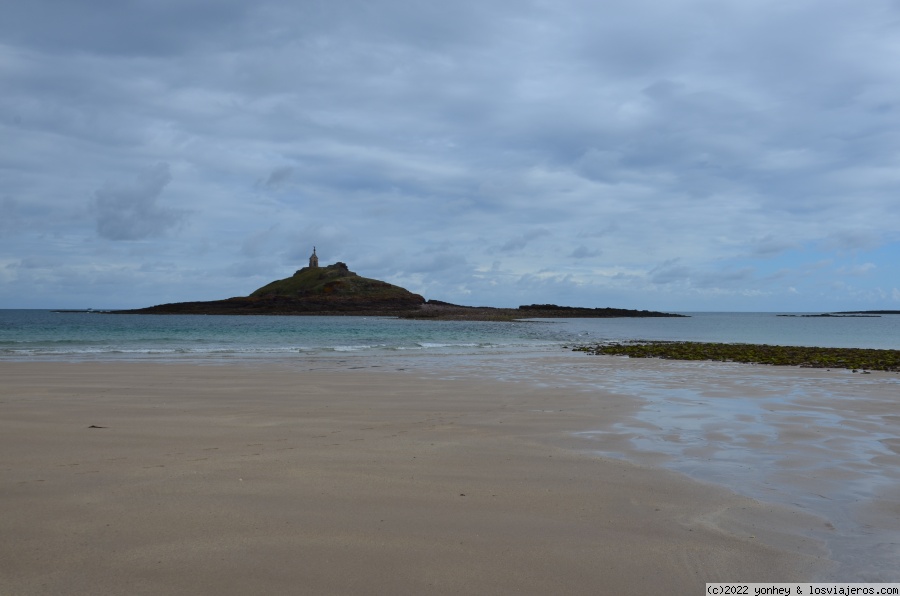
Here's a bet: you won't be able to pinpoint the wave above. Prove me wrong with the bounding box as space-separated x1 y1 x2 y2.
1 339 566 359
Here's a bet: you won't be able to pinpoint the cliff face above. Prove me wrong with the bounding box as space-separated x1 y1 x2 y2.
117 263 426 315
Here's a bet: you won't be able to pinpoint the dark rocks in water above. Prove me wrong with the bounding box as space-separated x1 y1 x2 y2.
777 313 880 318
575 341 900 372
112 262 684 319
776 310 900 317
401 301 684 321
517 304 687 318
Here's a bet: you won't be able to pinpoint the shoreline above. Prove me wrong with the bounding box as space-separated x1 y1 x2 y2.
0 359 840 594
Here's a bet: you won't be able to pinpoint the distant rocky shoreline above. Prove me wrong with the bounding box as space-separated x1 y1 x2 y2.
109 261 685 320
777 314 878 318
777 311 900 318
111 299 685 321
402 302 685 321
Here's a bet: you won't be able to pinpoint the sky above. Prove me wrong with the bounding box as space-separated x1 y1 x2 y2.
2 0 900 311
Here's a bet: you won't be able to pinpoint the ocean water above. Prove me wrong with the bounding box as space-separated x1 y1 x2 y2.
0 310 564 360
1 310 898 360
553 311 900 350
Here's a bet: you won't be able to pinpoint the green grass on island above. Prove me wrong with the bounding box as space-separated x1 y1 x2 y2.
574 341 900 372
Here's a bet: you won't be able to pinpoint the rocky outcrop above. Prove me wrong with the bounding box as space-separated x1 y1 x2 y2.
115 263 425 315
113 262 684 319
399 301 685 321
516 304 686 318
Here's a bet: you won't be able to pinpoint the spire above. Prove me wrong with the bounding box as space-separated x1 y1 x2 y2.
309 246 319 268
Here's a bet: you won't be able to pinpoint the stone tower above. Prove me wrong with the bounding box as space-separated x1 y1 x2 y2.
309 247 319 268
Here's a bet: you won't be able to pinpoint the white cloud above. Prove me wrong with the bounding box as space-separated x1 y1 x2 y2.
836 263 876 276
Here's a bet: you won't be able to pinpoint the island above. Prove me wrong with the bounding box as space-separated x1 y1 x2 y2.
112 249 684 321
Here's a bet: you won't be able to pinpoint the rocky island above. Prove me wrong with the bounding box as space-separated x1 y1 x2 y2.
113 249 684 320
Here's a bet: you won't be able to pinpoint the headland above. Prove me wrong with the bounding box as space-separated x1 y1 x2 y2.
112 258 684 320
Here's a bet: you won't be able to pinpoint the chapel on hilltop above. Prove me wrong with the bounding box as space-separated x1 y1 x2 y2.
309 247 319 268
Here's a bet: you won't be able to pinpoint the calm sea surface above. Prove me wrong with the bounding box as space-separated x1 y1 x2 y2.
1 310 898 360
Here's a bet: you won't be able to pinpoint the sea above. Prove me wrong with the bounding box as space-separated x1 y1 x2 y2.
1 309 898 361
2 309 900 580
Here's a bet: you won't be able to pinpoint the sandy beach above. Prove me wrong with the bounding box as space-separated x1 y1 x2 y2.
0 359 858 594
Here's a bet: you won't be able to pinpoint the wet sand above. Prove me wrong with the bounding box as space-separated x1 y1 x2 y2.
544 356 900 582
1 360 837 594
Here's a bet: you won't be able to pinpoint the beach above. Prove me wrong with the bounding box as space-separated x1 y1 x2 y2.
0 358 858 595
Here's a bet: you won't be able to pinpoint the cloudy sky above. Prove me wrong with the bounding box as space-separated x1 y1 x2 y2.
2 0 899 311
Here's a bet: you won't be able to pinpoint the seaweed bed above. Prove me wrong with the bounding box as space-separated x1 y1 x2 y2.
574 341 900 372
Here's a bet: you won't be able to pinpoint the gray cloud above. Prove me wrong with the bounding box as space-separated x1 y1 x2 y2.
226 258 278 279
750 235 801 258
261 166 294 189
93 163 185 241
2 0 900 309
823 230 885 252
570 246 601 259
649 260 692 285
241 226 280 258
0 0 254 56
498 229 551 253
0 197 19 237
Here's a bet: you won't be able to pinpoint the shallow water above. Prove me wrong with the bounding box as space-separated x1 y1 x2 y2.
547 311 900 350
556 358 900 581
2 310 899 360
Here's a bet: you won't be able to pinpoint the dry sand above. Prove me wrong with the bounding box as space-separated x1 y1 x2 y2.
1 361 833 595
